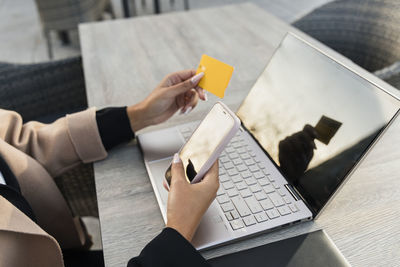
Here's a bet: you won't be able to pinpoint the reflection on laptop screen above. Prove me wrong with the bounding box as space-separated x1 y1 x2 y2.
237 33 400 215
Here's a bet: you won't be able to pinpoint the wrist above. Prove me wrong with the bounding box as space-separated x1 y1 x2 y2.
127 102 150 132
166 221 196 242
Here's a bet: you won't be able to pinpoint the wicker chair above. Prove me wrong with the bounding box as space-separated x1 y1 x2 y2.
34 0 115 59
293 0 400 90
0 57 99 218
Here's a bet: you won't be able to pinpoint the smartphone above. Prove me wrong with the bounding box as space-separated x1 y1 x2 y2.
165 102 240 186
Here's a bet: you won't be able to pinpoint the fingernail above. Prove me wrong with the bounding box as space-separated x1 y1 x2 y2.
173 153 181 163
183 106 192 115
191 72 204 85
204 91 208 101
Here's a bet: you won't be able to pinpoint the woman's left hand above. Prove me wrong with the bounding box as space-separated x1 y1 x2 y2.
127 70 206 132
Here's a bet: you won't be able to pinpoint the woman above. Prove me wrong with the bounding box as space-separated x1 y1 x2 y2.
0 70 218 267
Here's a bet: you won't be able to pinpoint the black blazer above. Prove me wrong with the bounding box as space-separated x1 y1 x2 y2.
128 228 209 267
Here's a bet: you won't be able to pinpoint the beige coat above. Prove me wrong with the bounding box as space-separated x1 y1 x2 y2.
0 108 108 267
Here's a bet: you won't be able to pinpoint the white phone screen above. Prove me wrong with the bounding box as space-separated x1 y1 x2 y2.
179 104 235 183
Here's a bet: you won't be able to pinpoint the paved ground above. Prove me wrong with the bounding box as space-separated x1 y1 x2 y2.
0 0 331 63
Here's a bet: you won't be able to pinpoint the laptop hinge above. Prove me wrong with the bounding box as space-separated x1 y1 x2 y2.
284 184 301 202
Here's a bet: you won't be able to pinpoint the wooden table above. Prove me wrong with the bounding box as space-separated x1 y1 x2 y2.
79 3 400 267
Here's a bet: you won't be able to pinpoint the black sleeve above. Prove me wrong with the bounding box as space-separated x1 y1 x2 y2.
127 228 210 267
96 107 135 150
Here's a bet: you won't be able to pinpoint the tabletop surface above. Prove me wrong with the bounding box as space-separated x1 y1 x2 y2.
79 3 400 267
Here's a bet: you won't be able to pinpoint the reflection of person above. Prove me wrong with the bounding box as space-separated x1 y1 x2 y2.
0 69 219 267
278 124 318 184
186 158 198 181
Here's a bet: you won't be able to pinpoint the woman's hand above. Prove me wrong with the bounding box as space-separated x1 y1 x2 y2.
166 153 219 242
127 70 206 132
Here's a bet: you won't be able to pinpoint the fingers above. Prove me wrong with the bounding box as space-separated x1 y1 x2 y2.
195 86 207 101
170 69 197 83
170 153 186 185
163 179 170 191
180 89 199 114
199 161 219 192
167 72 204 97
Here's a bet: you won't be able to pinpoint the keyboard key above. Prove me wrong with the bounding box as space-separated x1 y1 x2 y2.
236 164 248 172
272 182 280 189
241 170 252 179
258 178 269 186
258 163 266 169
289 203 299 213
245 177 257 186
266 174 275 182
219 174 230 183
231 196 252 217
217 186 225 196
268 192 285 207
219 168 226 175
243 215 257 226
240 153 251 160
220 156 230 163
249 165 259 172
254 212 268 223
230 219 244 230
232 158 242 165
244 196 263 213
244 159 256 166
226 147 235 153
224 162 234 170
226 188 239 197
227 168 239 176
278 206 291 216
249 184 262 193
254 171 264 179
260 198 274 210
231 210 240 219
254 191 268 201
223 181 235 190
231 174 242 183
263 184 275 193
237 147 246 154
233 142 242 149
228 152 240 159
283 196 292 204
217 194 230 204
236 181 247 191
240 188 252 198
277 188 286 196
225 212 233 221
266 209 280 219
221 202 234 212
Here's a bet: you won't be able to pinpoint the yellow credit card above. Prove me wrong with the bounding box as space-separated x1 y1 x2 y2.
196 54 234 98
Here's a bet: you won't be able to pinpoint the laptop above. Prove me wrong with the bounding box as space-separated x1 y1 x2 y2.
137 33 400 250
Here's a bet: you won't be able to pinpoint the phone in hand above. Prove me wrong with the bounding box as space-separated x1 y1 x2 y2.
165 102 240 186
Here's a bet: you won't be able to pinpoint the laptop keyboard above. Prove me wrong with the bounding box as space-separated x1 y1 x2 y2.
179 125 299 231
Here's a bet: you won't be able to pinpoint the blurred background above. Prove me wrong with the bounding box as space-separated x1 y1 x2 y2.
0 0 332 63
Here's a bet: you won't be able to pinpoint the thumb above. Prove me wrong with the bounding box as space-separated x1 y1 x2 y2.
168 72 204 96
170 153 186 185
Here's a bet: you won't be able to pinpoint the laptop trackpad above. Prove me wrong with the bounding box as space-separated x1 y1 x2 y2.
139 127 184 161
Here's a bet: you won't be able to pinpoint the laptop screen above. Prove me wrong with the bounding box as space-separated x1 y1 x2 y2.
236 33 400 215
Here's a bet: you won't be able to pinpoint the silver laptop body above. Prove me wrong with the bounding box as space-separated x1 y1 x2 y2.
138 33 400 250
